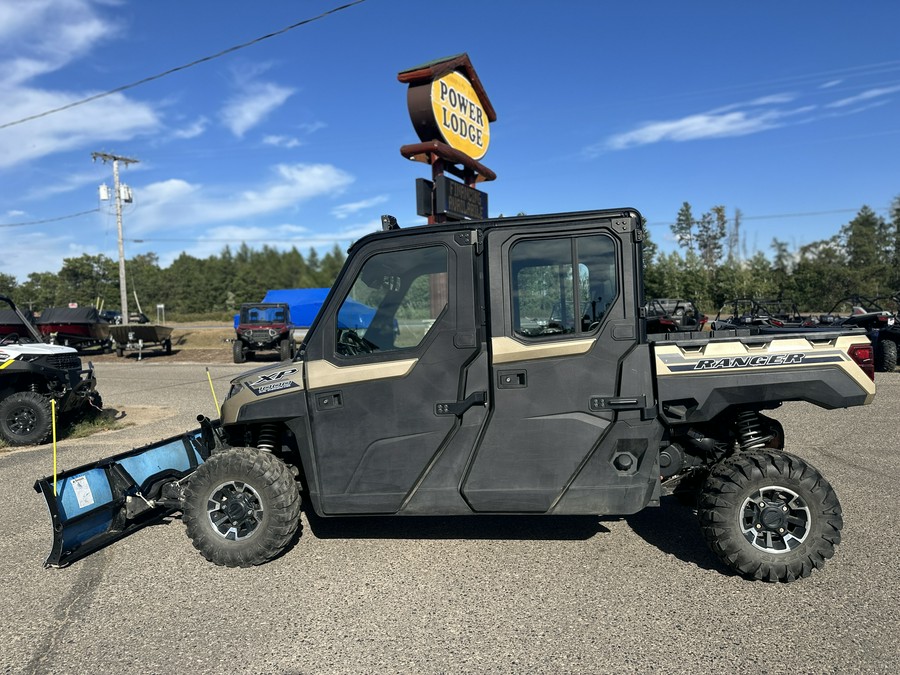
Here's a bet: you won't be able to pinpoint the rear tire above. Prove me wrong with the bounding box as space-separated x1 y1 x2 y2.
876 339 897 372
183 447 301 567
698 450 842 582
0 391 53 446
232 341 245 364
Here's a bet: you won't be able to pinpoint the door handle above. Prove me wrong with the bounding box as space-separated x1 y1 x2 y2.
590 395 646 410
497 370 526 389
435 391 487 416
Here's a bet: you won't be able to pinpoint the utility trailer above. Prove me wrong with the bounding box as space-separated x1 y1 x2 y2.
108 323 173 360
35 209 876 581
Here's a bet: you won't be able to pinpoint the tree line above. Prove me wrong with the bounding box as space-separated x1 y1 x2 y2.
643 196 900 314
0 244 346 319
2 196 898 319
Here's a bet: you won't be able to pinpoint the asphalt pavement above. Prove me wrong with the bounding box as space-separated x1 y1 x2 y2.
1 361 898 674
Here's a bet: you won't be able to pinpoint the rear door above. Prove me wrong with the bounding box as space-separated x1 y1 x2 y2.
461 213 662 514
302 230 482 514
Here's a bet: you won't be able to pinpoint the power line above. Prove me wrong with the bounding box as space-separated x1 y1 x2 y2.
0 208 99 228
0 0 367 131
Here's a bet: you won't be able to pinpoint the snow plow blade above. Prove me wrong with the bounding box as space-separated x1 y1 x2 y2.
33 418 219 567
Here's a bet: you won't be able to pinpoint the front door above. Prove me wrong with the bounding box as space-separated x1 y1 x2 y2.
303 231 481 514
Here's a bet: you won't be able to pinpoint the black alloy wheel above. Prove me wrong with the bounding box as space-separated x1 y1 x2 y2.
698 450 842 582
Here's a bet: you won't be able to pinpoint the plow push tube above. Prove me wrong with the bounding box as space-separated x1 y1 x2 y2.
33 418 219 568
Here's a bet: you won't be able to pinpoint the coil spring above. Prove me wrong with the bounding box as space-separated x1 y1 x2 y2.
256 423 279 452
736 410 768 450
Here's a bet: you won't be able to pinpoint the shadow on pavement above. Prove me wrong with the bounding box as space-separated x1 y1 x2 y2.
623 495 731 575
304 511 610 542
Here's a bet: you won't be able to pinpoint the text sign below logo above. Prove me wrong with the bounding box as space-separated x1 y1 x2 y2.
435 175 488 220
430 71 490 160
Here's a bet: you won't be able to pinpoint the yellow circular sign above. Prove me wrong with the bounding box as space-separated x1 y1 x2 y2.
430 71 491 160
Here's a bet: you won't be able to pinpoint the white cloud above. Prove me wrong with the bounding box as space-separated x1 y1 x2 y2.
127 163 354 234
4 210 26 218
0 227 104 282
826 85 900 108
0 0 119 87
220 82 295 137
263 134 303 149
331 195 389 219
604 111 782 151
0 0 159 170
297 121 327 134
593 98 817 154
171 117 209 140
820 79 843 89
0 88 160 169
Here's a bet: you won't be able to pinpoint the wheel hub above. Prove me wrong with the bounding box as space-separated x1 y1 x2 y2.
207 481 263 541
758 502 788 531
10 407 36 434
740 486 811 554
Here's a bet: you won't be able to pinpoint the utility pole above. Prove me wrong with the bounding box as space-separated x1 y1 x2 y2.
92 151 138 323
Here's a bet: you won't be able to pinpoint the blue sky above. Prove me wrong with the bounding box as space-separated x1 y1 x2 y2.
1 0 899 283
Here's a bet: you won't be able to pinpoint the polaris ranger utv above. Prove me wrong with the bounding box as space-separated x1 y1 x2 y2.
0 296 100 446
36 209 876 582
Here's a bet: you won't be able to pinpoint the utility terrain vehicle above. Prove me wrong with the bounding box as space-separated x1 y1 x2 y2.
233 302 295 363
36 209 876 582
818 295 899 372
0 296 100 445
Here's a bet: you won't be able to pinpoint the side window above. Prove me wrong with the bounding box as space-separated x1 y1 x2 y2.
336 245 448 357
511 234 617 340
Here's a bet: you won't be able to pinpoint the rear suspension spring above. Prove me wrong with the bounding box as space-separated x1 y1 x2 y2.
256 423 279 452
736 410 769 450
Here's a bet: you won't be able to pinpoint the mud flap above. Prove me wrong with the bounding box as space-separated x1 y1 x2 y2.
33 422 218 567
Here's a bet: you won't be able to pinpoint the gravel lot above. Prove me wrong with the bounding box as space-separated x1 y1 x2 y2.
1 360 898 674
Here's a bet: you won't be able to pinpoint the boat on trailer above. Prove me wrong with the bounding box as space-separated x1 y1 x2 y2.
35 307 111 352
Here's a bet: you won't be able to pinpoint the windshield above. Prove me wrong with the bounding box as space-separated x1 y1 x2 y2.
240 305 288 325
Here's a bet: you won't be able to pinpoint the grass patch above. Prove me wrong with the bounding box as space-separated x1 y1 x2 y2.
171 325 233 349
64 410 133 439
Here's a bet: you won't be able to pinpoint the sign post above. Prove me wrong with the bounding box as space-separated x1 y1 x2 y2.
398 53 497 224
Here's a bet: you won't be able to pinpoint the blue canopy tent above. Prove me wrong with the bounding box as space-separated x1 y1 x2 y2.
234 288 376 331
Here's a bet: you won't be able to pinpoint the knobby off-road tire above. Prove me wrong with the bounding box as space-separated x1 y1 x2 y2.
698 450 842 582
232 341 245 364
183 447 301 567
0 391 53 446
279 338 292 361
876 339 897 372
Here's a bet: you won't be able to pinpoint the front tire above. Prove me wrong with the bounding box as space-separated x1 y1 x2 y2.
0 392 53 446
232 341 245 364
183 447 301 567
698 450 842 582
279 338 293 361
